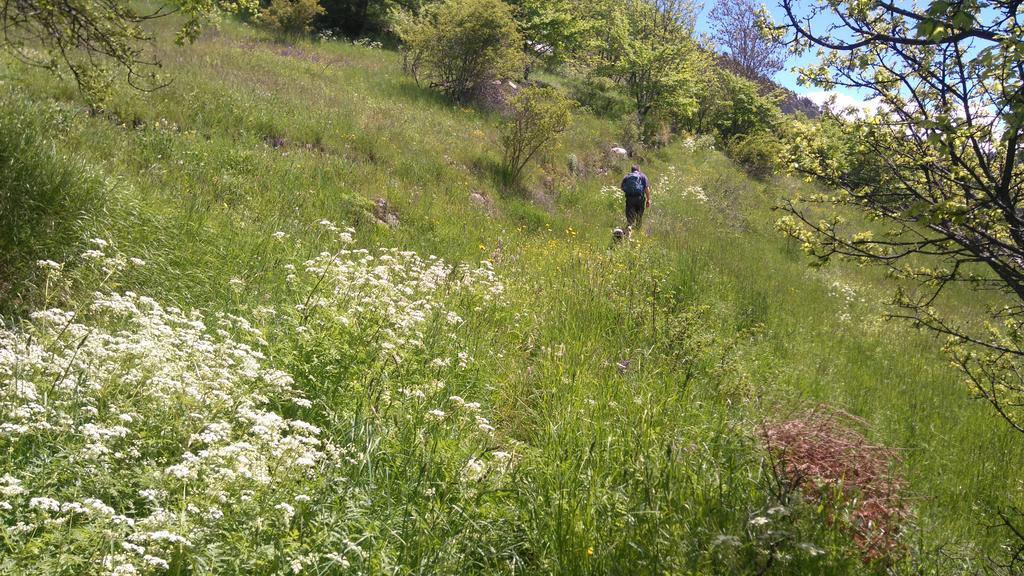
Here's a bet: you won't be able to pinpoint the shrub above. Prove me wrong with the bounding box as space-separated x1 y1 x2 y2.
619 113 644 159
396 0 523 103
726 131 783 180
499 86 573 185
260 0 325 38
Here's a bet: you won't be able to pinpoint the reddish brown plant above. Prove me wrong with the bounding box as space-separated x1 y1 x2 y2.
760 407 907 561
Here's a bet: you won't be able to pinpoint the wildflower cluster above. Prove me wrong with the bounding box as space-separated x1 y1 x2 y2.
1 227 516 572
656 165 707 203
680 134 715 153
352 38 384 49
292 222 504 364
0 287 328 573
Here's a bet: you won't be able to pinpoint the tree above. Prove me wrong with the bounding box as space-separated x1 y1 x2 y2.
773 1 1024 439
508 0 593 79
708 0 787 82
261 0 326 38
0 0 256 97
594 0 701 137
711 70 781 139
396 0 524 103
499 86 574 184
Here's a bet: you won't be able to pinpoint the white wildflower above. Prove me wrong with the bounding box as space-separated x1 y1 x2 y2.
324 553 350 568
142 555 170 570
275 502 295 522
29 497 61 512
164 464 191 479
463 457 486 481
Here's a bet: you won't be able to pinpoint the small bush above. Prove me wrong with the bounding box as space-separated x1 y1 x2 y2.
396 0 523 103
619 113 645 158
499 86 573 185
727 131 783 180
260 0 325 38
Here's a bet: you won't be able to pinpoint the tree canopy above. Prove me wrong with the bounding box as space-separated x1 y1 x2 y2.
592 0 701 127
774 0 1024 433
708 0 787 82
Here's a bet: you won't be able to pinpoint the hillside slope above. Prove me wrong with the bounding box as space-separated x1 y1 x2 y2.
1 20 1022 575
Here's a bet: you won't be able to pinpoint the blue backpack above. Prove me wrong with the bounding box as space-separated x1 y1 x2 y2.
622 172 645 197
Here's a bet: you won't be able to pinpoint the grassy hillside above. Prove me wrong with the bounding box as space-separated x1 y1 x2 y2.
1 18 1022 575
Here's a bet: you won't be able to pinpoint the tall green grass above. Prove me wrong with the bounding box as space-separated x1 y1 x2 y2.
1 17 1022 574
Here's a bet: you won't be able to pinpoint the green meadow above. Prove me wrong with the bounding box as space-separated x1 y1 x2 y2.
1 17 1021 575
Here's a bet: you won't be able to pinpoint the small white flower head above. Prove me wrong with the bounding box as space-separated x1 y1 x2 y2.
749 516 770 526
798 542 824 557
475 416 494 433
712 534 742 547
273 231 288 240
29 497 61 513
426 409 446 421
121 542 146 555
324 553 351 568
463 457 486 481
164 464 191 479
110 563 139 576
36 259 63 271
275 502 295 522
142 555 170 570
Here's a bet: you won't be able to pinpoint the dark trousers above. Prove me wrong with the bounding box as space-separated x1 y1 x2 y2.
625 195 646 229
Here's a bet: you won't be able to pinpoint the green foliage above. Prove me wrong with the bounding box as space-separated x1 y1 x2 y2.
0 93 104 316
509 0 593 75
499 86 574 185
2 17 1024 573
567 75 632 119
726 131 783 180
776 0 1024 436
396 0 524 103
319 0 431 37
711 71 781 140
0 0 256 100
260 0 326 37
591 0 702 143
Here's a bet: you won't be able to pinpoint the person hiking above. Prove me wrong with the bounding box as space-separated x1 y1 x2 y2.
620 165 651 234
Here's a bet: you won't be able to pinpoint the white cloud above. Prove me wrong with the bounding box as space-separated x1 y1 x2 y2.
803 91 882 117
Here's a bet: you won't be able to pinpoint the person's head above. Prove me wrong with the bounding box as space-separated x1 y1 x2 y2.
630 164 640 173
